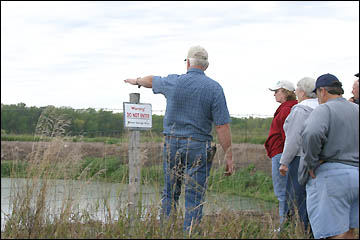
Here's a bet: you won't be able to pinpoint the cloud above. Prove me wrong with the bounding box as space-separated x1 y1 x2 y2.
1 1 359 116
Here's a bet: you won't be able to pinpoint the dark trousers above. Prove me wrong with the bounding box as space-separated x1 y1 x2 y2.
286 156 310 231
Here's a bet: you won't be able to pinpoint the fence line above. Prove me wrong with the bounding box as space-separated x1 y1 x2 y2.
1 106 273 141
1 106 273 118
1 148 273 221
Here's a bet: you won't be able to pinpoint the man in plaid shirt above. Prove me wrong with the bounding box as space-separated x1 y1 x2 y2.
124 45 233 233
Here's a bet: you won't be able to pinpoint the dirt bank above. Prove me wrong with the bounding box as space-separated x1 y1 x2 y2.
1 141 272 175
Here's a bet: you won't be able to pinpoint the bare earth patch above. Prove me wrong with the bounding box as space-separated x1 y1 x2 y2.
1 141 272 175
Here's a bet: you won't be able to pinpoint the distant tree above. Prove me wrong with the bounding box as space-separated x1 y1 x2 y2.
1 103 272 142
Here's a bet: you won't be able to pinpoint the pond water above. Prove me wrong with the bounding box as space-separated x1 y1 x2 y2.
1 177 276 230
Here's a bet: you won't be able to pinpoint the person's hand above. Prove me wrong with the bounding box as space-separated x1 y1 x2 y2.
349 97 355 102
124 78 137 85
279 164 288 176
224 152 234 176
309 169 316 179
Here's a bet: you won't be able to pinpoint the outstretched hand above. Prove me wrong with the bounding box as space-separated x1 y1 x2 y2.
124 78 137 85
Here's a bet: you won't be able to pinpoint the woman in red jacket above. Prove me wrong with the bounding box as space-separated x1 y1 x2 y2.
265 80 297 230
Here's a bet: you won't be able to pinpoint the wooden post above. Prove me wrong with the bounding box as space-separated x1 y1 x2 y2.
128 93 141 220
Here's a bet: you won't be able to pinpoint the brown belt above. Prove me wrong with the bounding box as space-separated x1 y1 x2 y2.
165 135 189 140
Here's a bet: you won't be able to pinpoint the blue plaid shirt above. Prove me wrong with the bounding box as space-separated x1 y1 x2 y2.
152 68 231 141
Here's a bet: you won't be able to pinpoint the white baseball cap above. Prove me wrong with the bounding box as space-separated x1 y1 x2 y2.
269 80 295 91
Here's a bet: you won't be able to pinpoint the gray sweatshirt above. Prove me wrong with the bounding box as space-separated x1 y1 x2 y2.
280 98 319 166
299 97 359 185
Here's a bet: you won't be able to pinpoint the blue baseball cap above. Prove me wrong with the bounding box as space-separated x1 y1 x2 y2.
313 73 341 93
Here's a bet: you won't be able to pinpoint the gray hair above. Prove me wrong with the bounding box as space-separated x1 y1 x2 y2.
297 77 317 98
187 45 209 70
188 58 209 70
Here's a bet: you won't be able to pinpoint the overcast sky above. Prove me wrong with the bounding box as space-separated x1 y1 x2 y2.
1 1 359 117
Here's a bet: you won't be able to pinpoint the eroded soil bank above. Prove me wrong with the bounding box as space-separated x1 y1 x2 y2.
1 141 271 175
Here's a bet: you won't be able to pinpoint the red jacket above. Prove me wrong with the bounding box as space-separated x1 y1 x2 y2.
264 100 298 158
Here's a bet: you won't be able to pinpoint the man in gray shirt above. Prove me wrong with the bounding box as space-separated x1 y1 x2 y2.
301 73 359 239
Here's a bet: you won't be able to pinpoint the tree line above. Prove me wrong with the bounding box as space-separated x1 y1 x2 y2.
1 103 272 143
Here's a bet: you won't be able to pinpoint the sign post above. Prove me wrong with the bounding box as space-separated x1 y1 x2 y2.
124 93 152 224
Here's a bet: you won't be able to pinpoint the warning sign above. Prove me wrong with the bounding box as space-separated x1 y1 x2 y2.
123 102 152 130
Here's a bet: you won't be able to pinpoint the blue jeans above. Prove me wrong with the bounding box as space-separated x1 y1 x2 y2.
160 137 212 232
272 153 290 224
286 156 309 231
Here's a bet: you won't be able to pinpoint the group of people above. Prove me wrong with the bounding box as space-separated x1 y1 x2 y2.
124 45 359 239
265 73 359 239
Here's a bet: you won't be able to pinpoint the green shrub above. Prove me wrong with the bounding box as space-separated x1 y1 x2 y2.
1 160 29 177
1 134 46 142
208 164 276 202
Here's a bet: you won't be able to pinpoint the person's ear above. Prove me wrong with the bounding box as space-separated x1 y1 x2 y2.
301 91 306 99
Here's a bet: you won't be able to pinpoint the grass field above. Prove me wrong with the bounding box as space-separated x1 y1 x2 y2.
0 136 306 239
